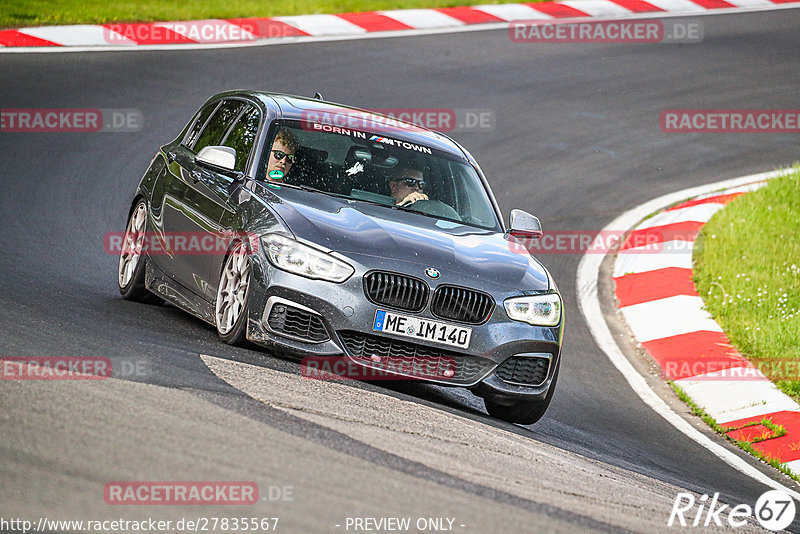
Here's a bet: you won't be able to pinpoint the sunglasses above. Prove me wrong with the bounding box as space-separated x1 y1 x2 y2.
271 150 296 163
401 177 426 190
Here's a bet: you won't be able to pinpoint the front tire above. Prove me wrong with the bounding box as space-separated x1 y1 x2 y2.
215 241 252 346
118 200 161 304
484 360 560 425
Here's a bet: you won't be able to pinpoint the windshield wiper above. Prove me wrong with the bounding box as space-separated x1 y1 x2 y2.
257 180 350 199
392 202 424 213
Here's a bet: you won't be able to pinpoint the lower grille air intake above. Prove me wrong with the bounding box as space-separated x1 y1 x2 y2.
494 355 551 386
267 303 329 342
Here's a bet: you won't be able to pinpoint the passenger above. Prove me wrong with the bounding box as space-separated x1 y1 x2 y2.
266 128 300 180
388 166 428 206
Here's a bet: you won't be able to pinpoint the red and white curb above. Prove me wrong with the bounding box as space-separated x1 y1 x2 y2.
578 169 800 498
613 177 800 476
1 0 800 49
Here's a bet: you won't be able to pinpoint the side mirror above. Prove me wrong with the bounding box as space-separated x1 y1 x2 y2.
196 146 236 172
508 209 543 239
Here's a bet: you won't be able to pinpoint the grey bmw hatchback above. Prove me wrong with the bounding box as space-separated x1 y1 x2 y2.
118 91 563 424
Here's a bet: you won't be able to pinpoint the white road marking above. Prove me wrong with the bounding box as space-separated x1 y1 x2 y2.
643 0 709 11
613 240 694 277
18 24 134 46
378 9 465 28
274 14 367 36
676 375 800 424
635 202 723 229
619 295 723 342
560 0 635 16
472 4 554 20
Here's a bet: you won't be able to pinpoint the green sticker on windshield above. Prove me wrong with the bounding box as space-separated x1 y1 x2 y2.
268 170 284 180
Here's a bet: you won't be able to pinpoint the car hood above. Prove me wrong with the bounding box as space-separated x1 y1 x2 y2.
256 186 550 292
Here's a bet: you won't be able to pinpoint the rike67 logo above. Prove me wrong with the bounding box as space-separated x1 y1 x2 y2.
668 490 796 530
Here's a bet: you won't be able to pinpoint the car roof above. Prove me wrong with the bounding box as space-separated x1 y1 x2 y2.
236 91 468 159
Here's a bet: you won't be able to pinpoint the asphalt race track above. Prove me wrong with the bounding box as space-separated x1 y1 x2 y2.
1 9 799 533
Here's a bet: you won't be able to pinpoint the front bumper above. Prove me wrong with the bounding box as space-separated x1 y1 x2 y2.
244 253 563 399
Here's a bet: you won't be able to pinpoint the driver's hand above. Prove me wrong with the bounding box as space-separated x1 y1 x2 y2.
397 192 428 206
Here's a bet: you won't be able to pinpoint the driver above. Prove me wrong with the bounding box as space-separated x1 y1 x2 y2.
389 166 428 206
266 128 300 180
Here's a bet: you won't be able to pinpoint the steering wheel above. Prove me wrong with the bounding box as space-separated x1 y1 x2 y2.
405 199 461 220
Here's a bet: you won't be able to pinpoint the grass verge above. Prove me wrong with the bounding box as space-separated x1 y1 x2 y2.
693 166 800 401
0 0 538 30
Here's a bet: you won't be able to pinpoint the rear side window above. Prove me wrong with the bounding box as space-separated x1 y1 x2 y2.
193 100 245 154
184 102 219 149
221 104 261 172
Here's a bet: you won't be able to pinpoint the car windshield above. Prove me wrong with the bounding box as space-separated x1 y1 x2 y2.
256 119 500 230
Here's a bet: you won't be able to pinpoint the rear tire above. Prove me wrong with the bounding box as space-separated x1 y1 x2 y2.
215 241 252 346
118 200 162 304
484 359 559 425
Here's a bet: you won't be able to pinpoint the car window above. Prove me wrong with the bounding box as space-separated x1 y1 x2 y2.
183 101 219 149
256 120 501 231
220 104 260 173
450 162 497 227
193 100 245 154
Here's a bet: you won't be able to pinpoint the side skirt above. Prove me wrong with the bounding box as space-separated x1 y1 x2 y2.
145 260 215 326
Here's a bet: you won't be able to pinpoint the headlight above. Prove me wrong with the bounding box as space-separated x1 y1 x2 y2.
262 234 354 283
504 293 562 326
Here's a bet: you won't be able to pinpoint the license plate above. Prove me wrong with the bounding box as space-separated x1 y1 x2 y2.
372 310 472 349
